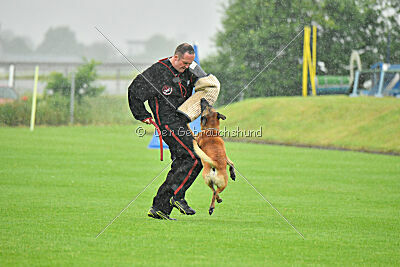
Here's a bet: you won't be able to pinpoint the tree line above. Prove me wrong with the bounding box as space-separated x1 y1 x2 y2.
0 26 177 62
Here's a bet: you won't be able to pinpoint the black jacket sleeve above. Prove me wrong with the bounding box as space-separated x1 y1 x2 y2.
128 72 155 121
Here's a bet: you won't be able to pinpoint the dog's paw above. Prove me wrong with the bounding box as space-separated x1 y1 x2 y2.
209 207 214 215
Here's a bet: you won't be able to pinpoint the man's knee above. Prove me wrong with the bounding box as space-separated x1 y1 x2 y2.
177 157 202 177
190 154 202 167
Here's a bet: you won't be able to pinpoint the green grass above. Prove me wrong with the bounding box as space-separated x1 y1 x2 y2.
317 75 349 86
86 96 134 125
82 95 400 153
1 126 399 265
4 95 400 154
222 96 400 154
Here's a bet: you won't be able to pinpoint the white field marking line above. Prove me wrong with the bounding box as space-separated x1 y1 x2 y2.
234 166 305 239
95 159 174 238
223 28 304 109
94 26 177 109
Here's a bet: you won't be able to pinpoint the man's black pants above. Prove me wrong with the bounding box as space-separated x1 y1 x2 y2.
152 120 203 214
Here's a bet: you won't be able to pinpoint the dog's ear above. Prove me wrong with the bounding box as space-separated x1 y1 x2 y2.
217 113 226 120
201 116 207 126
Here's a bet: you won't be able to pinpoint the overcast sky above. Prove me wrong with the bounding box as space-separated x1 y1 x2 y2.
0 0 226 58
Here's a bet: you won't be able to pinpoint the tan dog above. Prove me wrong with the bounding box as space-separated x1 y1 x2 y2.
193 98 235 215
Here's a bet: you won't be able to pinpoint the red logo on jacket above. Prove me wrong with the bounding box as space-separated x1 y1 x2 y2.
162 85 173 95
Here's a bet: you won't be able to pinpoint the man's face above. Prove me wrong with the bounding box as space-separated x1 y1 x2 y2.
173 52 195 73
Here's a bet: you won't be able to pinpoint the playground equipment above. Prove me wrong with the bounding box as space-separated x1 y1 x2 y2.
303 26 351 96
349 50 362 86
312 50 362 95
302 25 399 97
350 63 400 97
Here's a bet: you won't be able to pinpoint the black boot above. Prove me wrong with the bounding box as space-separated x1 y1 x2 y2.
147 207 176 220
170 197 196 215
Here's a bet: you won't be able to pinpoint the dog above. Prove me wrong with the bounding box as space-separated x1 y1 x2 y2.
193 98 236 215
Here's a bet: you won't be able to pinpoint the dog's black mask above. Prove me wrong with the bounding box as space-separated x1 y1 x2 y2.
201 116 207 126
200 98 210 113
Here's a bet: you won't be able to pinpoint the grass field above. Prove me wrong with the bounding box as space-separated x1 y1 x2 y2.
3 95 399 154
87 95 400 154
222 96 400 154
1 126 399 265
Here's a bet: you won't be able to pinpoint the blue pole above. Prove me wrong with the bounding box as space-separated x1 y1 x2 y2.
189 44 202 135
375 69 385 97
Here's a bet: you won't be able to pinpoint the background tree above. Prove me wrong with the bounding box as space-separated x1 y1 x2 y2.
203 0 400 105
135 34 177 61
36 26 84 56
0 29 33 55
83 42 117 62
46 59 105 101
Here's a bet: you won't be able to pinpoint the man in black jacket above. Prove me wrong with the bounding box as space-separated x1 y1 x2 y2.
128 43 206 220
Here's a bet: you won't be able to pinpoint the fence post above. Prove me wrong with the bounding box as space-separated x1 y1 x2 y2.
116 68 120 94
70 72 75 124
8 64 15 88
30 66 39 131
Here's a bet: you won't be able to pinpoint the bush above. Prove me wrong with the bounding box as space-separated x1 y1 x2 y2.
37 95 93 125
45 59 105 101
0 60 125 126
0 95 92 126
0 99 31 126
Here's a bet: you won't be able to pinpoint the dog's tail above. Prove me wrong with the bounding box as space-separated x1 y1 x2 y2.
193 141 216 167
226 157 234 168
226 156 236 181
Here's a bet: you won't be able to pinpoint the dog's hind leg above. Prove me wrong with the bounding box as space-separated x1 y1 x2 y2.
209 188 217 215
205 178 217 215
216 194 223 203
226 156 236 181
215 173 228 205
214 180 227 209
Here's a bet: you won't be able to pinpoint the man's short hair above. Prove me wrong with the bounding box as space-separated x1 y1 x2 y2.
174 43 195 58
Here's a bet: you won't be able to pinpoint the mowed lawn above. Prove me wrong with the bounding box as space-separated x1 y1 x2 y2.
1 126 399 265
